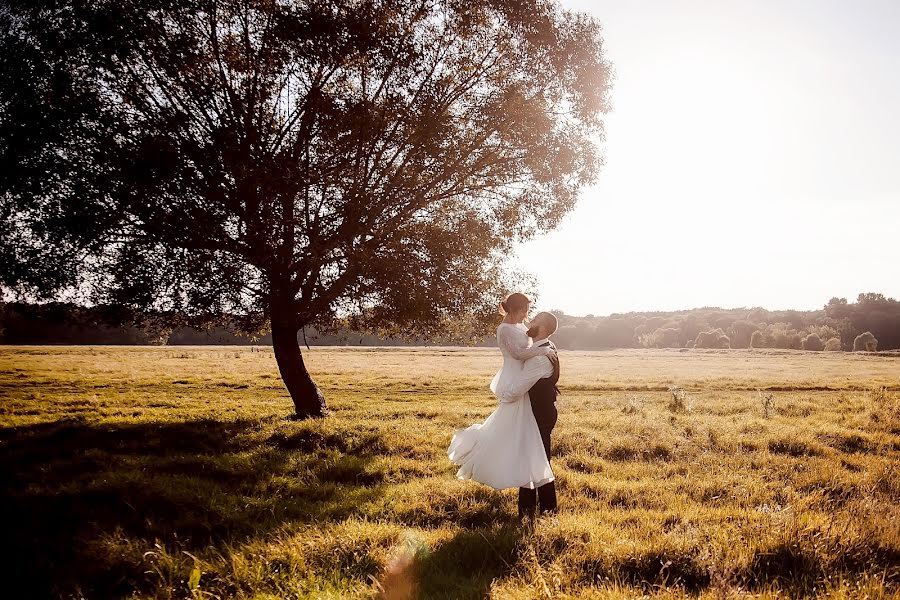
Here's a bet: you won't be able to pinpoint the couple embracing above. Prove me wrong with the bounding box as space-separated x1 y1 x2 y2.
447 292 561 521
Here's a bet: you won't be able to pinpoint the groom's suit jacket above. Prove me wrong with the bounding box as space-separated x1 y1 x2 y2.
528 341 559 461
530 341 560 402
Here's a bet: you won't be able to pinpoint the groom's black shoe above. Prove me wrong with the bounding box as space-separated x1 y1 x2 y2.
537 483 558 514
519 482 557 518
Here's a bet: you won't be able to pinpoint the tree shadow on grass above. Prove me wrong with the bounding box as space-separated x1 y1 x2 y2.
0 418 387 599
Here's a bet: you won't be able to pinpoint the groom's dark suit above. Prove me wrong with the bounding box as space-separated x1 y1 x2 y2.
518 341 560 519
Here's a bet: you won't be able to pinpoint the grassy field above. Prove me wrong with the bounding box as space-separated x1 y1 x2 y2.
2 346 899 599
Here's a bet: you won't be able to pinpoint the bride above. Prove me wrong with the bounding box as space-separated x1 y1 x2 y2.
447 292 556 491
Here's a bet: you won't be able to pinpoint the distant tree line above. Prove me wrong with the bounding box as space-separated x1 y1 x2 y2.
549 293 899 352
0 302 434 347
2 293 898 351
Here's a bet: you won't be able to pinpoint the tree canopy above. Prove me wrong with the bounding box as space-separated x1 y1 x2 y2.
0 0 612 416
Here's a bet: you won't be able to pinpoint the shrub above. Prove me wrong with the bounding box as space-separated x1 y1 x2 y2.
694 328 730 349
853 331 878 352
622 395 645 415
751 323 809 349
750 330 767 348
824 337 841 351
758 323 800 349
772 331 791 348
668 386 692 412
805 324 839 342
642 327 681 348
759 391 775 418
728 320 758 349
801 333 824 351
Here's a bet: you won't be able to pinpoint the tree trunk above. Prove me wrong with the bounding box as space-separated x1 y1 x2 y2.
271 325 326 418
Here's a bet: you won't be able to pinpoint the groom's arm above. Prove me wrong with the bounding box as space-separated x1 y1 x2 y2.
499 353 556 400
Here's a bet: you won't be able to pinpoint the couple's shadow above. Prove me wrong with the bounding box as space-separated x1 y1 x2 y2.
414 522 524 598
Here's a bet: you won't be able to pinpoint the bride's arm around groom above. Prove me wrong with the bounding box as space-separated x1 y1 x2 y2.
496 323 555 361
497 314 559 403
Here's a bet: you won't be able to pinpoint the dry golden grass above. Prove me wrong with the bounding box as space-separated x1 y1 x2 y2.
1 346 899 599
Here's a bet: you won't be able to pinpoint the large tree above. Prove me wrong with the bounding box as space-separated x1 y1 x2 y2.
0 0 611 417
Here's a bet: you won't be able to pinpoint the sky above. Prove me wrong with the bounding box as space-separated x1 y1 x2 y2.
515 0 900 317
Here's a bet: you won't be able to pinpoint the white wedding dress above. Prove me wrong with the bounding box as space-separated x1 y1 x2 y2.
447 323 554 490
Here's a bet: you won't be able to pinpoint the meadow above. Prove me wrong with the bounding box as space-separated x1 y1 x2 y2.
1 346 899 599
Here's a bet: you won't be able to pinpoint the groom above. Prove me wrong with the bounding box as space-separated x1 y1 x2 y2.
511 311 561 520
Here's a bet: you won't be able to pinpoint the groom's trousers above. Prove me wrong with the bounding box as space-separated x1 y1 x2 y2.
519 392 557 517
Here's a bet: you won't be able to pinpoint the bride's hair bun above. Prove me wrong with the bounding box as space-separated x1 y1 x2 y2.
499 292 530 316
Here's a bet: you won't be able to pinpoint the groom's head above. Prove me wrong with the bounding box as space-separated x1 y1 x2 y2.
526 312 559 340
